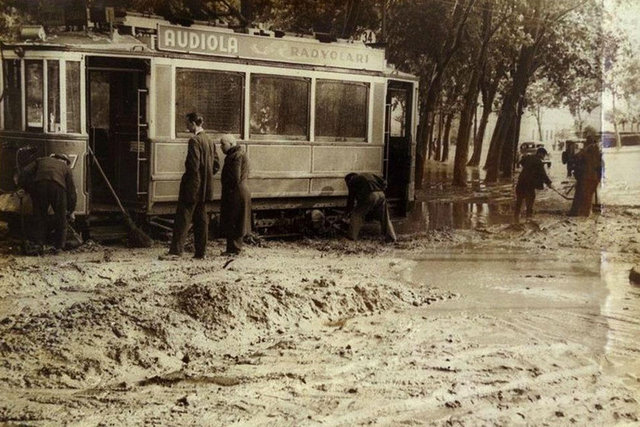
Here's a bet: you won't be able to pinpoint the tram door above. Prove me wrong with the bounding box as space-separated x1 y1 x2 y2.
384 80 413 213
87 57 148 210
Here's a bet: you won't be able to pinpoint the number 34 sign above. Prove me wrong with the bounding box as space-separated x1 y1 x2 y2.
358 30 377 44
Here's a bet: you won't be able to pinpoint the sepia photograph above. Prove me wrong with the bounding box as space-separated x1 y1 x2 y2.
0 0 638 424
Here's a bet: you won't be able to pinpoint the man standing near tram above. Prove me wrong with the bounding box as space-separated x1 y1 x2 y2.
168 112 220 259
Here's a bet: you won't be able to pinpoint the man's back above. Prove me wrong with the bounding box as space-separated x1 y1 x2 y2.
518 155 551 190
22 157 72 189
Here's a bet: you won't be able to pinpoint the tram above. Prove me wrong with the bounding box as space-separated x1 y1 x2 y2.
0 12 418 232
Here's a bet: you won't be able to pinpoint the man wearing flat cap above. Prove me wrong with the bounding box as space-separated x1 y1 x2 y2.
20 153 77 252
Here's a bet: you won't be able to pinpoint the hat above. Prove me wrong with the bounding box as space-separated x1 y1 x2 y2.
220 134 237 146
51 153 71 165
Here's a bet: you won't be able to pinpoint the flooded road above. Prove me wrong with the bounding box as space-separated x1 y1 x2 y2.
404 249 640 423
413 146 640 231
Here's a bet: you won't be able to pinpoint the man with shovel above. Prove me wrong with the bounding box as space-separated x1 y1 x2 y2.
514 147 554 223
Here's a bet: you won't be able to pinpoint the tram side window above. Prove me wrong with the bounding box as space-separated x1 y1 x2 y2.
250 75 309 140
3 60 22 130
26 60 44 130
175 69 243 137
66 61 81 133
315 80 368 142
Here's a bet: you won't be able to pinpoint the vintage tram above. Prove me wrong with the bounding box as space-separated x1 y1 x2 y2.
0 13 418 235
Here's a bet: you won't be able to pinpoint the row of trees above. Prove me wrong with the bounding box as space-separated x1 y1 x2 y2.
1 0 635 187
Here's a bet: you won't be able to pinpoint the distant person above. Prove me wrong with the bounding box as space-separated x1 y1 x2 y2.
568 134 603 217
514 147 553 223
562 141 578 177
344 172 397 242
20 153 77 252
169 112 220 259
219 134 252 255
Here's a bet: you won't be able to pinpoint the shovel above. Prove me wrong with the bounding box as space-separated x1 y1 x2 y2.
550 186 573 200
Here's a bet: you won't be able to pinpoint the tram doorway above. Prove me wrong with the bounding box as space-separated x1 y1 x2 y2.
384 80 413 214
87 57 148 211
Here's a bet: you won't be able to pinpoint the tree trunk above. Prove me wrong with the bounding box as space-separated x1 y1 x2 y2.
501 98 524 178
611 90 622 149
468 65 503 166
428 111 436 159
435 111 444 161
468 105 491 166
414 105 429 189
485 46 537 182
535 106 543 140
412 0 477 188
442 113 453 161
453 69 481 186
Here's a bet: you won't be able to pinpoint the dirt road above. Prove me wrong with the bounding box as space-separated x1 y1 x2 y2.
0 208 639 425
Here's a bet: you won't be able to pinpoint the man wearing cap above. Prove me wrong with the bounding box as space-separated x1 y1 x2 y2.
219 134 251 255
19 153 77 251
344 172 397 242
514 147 553 223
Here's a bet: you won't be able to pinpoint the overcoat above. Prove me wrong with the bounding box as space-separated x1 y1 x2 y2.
516 155 551 191
178 131 220 204
220 145 251 238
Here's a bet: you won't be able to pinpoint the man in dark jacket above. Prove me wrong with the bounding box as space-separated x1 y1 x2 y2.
514 147 553 223
568 135 603 217
344 172 397 242
20 153 77 251
169 112 220 259
220 134 251 255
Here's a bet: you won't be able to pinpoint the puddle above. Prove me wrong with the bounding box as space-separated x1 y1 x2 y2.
409 249 640 393
395 201 514 234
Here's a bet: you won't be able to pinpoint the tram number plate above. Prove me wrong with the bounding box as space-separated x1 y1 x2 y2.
129 141 146 153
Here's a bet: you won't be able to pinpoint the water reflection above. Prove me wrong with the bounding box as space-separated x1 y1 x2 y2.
395 201 514 234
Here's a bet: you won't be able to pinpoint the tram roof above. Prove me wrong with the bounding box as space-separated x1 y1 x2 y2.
4 15 406 75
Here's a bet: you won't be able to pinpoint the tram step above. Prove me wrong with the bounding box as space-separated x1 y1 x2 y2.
89 225 128 242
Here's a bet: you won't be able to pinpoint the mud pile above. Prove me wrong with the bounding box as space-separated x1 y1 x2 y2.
0 243 455 391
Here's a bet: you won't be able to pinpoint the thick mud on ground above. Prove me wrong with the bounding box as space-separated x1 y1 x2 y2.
0 207 639 425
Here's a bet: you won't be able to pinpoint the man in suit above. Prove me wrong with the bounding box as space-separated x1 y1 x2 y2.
514 147 553 223
344 172 397 242
20 153 77 252
169 112 220 259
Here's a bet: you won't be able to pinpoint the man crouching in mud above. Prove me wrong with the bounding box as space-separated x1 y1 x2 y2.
344 172 397 242
514 147 553 223
19 153 77 253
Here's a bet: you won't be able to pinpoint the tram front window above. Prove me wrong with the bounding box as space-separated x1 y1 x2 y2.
315 80 368 142
26 60 44 130
47 61 61 132
2 59 22 130
250 75 309 140
175 69 243 137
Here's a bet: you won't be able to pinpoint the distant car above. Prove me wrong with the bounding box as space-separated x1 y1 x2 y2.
518 141 551 168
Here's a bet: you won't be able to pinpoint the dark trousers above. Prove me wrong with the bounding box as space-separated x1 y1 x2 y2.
349 191 397 242
170 201 208 256
515 185 536 222
226 236 243 253
33 181 67 249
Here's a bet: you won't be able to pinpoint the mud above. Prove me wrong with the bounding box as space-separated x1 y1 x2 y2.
0 202 639 424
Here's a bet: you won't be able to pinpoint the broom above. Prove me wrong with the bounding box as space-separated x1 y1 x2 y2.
87 146 153 248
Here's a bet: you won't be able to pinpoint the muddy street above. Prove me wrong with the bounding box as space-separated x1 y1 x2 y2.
1 206 639 425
